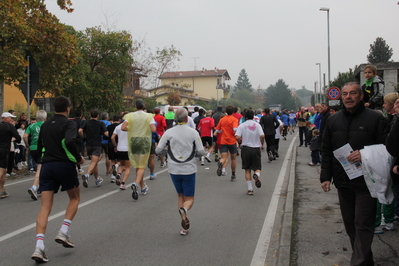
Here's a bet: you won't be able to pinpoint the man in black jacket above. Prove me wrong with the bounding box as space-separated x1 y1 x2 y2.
0 112 21 198
259 108 279 162
320 82 389 266
31 96 85 263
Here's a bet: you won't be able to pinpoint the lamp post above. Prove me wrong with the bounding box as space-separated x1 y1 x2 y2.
320 7 330 90
316 63 322 103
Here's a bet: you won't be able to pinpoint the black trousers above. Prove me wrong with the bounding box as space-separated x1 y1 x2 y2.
298 126 308 146
265 135 275 154
338 186 376 266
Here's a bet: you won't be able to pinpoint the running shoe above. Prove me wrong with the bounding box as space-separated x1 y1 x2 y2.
216 161 223 176
141 184 149 195
28 187 38 200
112 164 119 177
247 190 254 196
82 174 89 188
268 151 273 162
205 156 211 163
119 184 126 190
131 183 139 200
179 207 190 230
221 172 227 176
110 176 116 183
95 177 103 186
31 247 49 263
150 173 156 180
231 174 236 182
180 228 189 236
78 168 84 175
115 174 121 186
55 231 74 248
160 162 165 168
253 174 262 188
375 225 384 234
0 190 9 199
201 160 204 166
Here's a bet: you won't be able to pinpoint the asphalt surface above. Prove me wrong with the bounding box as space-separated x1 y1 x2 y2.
1 134 295 266
2 132 397 266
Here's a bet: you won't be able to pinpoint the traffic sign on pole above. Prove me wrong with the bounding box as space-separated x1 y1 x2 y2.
327 87 340 100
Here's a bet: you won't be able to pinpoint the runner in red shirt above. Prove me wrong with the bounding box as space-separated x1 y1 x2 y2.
197 110 215 165
153 107 167 167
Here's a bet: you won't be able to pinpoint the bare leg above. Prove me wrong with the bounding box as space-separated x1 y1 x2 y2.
136 168 145 188
36 191 55 234
0 168 6 192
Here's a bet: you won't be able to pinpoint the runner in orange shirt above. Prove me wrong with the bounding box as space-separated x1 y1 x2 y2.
214 105 239 181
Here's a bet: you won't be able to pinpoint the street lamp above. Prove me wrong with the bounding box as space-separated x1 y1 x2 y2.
316 63 322 103
320 7 330 91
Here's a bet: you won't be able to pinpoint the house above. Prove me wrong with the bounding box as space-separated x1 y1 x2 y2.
147 68 231 105
354 62 399 94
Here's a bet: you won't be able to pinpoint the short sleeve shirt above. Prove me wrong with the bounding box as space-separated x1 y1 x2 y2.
216 115 238 145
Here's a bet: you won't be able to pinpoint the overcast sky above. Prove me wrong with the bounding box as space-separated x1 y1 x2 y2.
47 0 399 92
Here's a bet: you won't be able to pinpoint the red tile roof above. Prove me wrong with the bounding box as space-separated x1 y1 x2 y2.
159 69 230 80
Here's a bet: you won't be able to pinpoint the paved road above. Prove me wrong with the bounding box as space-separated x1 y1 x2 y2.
0 135 296 266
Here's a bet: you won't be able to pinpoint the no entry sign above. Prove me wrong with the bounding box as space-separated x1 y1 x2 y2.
327 87 341 100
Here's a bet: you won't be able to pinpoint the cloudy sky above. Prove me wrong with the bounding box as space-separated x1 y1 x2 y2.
47 0 399 92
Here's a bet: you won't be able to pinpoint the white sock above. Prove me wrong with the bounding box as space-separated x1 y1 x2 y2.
222 168 226 173
32 185 37 190
255 172 260 178
60 219 72 234
207 153 210 157
36 234 45 250
247 181 253 191
201 156 204 161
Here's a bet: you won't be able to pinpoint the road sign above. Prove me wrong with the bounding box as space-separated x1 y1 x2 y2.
328 100 340 106
327 87 340 100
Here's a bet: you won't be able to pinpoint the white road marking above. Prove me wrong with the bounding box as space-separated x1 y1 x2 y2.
0 168 169 243
250 136 297 266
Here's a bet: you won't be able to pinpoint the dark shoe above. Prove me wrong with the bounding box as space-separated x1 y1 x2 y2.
268 151 273 162
131 183 139 200
231 173 236 182
253 174 261 188
115 174 121 186
179 207 190 230
217 161 223 176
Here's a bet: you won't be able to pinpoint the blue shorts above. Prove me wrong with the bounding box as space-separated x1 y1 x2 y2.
170 173 196 197
39 161 79 193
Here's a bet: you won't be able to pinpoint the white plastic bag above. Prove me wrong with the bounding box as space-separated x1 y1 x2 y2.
360 144 394 204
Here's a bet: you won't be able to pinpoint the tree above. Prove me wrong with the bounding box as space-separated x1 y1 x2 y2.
166 92 181 106
234 69 253 91
153 45 182 88
296 86 313 107
0 0 79 111
264 79 297 110
61 26 133 113
367 37 393 63
330 68 356 90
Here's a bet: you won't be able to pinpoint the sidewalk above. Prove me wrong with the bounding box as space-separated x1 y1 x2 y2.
289 145 399 265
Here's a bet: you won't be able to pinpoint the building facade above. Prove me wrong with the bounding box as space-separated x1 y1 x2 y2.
148 68 231 104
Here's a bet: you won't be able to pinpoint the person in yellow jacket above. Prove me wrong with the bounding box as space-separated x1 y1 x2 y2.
122 99 156 200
